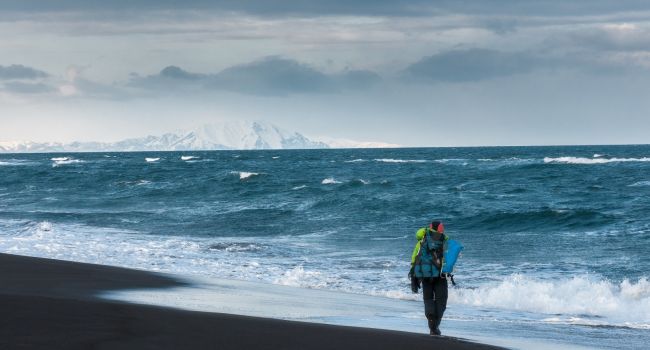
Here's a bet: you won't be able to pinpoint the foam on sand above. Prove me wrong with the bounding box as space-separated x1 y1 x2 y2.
100 274 425 333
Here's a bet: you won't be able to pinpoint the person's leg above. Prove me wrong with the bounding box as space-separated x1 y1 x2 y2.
432 277 448 333
421 278 436 334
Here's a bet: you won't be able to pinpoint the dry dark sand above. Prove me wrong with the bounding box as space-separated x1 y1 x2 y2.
0 253 504 350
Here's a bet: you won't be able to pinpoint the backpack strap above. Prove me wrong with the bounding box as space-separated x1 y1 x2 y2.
416 229 427 271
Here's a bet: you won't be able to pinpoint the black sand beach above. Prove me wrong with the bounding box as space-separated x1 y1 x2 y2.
0 253 503 349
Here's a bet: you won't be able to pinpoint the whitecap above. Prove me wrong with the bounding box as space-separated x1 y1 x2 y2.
292 185 308 190
231 171 259 180
272 156 280 159
181 156 198 161
0 159 35 166
629 181 650 187
145 157 160 163
544 156 650 164
322 177 342 184
433 158 467 163
51 157 83 167
344 159 367 163
374 158 427 163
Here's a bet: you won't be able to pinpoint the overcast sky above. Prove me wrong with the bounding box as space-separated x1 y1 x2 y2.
2 1 650 146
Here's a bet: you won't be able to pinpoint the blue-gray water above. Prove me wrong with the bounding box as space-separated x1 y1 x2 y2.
1 146 649 349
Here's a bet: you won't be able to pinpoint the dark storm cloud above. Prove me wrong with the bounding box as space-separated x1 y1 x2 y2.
3 0 650 17
130 57 381 96
159 66 205 80
212 57 333 95
0 64 49 80
403 49 540 83
0 0 437 16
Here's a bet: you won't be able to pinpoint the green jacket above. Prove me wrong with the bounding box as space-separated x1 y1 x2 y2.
411 227 449 265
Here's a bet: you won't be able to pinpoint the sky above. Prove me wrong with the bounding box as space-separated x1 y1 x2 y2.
1 1 650 146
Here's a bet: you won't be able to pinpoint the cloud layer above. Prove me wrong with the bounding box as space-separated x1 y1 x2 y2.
130 57 381 96
403 49 540 82
3 0 650 17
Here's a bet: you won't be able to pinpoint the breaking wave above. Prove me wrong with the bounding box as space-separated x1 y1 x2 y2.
181 156 199 161
544 156 650 164
451 274 650 329
145 157 160 163
462 208 613 231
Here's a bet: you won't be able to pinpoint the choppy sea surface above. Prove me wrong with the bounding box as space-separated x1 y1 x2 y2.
1 146 649 349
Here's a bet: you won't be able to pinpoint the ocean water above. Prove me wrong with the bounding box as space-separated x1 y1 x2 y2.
1 146 650 349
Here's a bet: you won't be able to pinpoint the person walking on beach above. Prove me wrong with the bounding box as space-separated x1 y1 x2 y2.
409 221 449 336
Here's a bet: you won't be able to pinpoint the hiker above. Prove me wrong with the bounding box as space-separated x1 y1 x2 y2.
409 221 449 336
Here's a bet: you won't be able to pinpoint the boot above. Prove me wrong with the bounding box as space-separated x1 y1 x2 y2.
432 318 442 335
427 316 440 336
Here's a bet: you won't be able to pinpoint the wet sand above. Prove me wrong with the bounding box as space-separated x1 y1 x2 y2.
0 253 504 350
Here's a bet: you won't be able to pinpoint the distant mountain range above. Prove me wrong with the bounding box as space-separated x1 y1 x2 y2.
0 121 399 153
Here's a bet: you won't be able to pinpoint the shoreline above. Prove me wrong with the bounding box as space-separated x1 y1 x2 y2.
0 253 503 350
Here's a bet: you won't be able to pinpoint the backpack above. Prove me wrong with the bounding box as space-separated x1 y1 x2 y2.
413 231 445 278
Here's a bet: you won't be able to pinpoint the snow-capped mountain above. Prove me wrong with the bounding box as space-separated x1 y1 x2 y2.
0 121 395 153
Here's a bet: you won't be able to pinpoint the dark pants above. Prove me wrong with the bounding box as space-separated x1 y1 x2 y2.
421 277 448 332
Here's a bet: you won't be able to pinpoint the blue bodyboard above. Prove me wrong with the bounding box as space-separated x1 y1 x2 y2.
442 239 463 274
